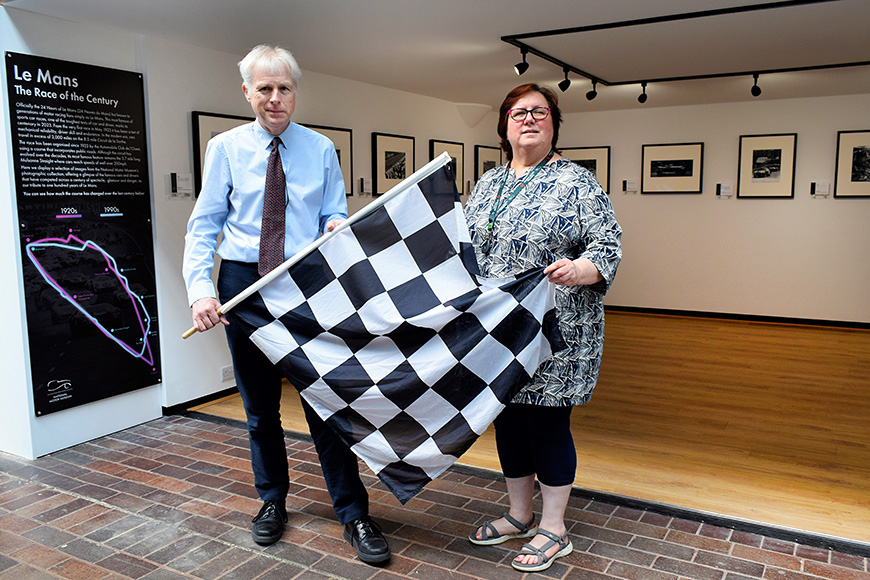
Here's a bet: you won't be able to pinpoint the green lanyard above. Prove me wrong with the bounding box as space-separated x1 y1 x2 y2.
482 150 553 255
487 150 553 230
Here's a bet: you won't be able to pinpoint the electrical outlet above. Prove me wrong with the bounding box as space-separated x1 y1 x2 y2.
220 365 234 382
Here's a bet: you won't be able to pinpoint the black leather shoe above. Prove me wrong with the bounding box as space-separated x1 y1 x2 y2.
344 515 391 564
251 500 287 545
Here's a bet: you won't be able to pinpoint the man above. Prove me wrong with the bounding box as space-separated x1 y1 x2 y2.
182 45 390 565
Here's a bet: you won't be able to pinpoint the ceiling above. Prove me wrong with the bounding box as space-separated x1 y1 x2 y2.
5 0 870 113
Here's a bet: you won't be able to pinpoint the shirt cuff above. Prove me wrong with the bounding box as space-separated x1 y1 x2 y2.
187 281 217 307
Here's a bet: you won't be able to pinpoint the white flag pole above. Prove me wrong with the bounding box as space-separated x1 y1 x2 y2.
183 152 452 338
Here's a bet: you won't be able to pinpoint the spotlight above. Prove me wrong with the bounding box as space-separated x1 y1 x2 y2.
585 80 598 101
558 68 571 92
637 82 648 104
514 49 529 76
751 74 762 97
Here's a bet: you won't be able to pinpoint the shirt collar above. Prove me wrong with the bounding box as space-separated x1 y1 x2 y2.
252 121 295 150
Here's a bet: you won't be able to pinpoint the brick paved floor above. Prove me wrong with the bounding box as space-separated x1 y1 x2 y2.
0 415 867 580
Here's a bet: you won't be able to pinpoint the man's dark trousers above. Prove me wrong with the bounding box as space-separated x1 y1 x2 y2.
218 260 368 523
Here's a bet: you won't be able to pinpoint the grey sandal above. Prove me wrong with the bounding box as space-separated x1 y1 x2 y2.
468 512 537 545
511 528 573 572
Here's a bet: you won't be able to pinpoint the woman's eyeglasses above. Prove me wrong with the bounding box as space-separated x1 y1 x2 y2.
507 107 551 122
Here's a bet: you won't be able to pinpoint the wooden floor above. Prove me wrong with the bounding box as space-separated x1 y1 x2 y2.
190 311 870 545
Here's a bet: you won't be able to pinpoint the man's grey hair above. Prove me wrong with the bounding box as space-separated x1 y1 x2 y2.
238 45 302 88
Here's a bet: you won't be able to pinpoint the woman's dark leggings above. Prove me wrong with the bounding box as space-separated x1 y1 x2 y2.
493 403 577 487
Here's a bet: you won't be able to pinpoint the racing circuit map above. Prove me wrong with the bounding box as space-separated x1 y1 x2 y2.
25 233 156 367
19 200 161 416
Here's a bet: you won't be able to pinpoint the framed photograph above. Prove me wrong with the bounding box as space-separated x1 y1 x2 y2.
562 146 611 193
372 132 415 195
429 139 464 194
303 124 353 196
192 111 253 195
641 142 704 194
834 130 870 198
475 145 502 181
737 133 797 198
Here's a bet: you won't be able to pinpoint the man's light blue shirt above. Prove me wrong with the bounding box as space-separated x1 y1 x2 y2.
183 121 347 305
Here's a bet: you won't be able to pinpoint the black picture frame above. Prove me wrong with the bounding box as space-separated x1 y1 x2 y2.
372 132 415 195
192 111 253 196
429 139 464 194
737 133 798 198
302 123 354 196
474 145 502 181
641 142 704 194
834 130 870 198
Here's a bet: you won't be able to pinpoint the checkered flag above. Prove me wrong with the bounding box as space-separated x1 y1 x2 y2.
233 155 564 503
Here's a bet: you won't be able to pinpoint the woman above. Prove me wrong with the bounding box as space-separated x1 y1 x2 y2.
465 84 622 573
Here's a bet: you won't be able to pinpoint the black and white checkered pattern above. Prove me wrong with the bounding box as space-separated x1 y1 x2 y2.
234 165 564 503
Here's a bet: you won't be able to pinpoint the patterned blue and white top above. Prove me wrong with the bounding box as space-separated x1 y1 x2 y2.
465 158 622 407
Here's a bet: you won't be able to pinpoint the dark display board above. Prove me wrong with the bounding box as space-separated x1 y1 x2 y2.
5 52 161 416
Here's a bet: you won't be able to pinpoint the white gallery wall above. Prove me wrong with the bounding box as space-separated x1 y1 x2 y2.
1 6 868 458
565 97 870 322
